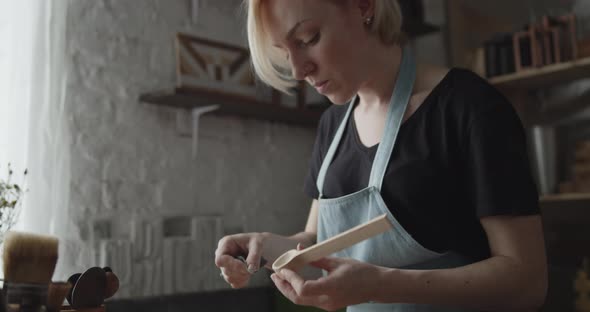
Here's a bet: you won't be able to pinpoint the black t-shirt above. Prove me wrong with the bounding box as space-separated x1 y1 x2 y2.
304 68 540 262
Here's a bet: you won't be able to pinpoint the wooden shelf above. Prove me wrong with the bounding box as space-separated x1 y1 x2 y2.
139 89 324 127
540 192 590 203
489 56 590 89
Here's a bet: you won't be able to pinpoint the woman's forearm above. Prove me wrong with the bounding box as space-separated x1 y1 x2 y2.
373 255 547 311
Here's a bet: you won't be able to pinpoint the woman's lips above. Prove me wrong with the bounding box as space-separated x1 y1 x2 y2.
314 80 329 93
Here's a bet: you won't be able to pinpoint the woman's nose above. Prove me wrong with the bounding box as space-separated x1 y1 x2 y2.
291 57 315 81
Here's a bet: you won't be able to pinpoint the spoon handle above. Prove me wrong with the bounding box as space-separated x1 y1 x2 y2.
300 214 392 263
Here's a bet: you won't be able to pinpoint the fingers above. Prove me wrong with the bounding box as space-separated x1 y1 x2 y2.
215 236 250 288
215 254 247 272
220 264 251 288
215 234 248 261
215 233 268 288
271 273 315 306
309 257 340 271
277 269 324 297
246 238 263 273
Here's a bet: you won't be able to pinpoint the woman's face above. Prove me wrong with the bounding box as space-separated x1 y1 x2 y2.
263 0 372 104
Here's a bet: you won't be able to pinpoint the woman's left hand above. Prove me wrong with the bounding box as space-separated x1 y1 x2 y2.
271 256 385 311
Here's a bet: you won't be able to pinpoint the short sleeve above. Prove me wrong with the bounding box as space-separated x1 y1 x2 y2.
465 95 540 217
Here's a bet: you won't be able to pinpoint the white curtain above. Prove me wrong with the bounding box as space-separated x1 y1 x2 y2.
0 0 71 278
0 2 33 185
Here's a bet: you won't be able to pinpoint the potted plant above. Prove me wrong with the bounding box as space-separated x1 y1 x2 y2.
0 163 27 245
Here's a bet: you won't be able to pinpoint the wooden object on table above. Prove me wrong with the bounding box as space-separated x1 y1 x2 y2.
272 214 393 272
69 267 106 309
47 282 73 312
103 270 119 300
2 232 59 284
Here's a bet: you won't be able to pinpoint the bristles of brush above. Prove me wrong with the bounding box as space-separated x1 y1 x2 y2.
47 282 72 310
2 231 59 284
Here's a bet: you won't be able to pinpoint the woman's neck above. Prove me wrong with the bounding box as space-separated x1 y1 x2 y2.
356 43 403 113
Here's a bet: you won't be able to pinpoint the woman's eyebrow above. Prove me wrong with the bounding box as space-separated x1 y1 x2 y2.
285 18 312 40
272 18 313 48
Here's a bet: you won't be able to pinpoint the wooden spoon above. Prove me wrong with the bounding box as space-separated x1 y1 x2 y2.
272 214 393 272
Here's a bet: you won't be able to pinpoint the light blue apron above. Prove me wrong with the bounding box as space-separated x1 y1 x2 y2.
316 47 475 312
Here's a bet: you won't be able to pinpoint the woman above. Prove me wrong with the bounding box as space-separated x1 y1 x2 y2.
215 0 548 311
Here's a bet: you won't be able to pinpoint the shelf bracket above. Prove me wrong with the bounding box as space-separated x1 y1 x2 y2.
173 105 219 158
191 105 219 159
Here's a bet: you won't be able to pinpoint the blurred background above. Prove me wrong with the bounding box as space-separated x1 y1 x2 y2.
0 0 589 311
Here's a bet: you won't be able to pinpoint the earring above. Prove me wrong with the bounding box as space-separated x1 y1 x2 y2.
364 16 373 26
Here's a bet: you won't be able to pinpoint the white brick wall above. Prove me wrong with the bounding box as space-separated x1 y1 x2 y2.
65 0 315 298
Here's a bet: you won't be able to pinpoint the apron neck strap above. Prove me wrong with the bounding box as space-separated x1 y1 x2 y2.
316 96 356 199
316 46 416 197
368 46 416 191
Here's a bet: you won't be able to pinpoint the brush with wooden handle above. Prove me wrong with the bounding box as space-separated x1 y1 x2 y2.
2 231 59 311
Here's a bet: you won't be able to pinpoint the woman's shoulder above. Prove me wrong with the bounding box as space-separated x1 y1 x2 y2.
447 68 511 104
431 67 515 121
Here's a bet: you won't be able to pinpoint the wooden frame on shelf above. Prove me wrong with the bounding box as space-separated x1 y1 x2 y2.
513 29 540 72
175 32 287 105
175 32 313 109
139 33 326 126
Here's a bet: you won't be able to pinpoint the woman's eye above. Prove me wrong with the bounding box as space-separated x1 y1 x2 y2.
297 33 320 48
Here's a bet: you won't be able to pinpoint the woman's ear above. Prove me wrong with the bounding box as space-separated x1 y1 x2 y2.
357 0 376 19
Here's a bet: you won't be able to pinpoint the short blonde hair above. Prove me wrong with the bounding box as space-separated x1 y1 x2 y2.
244 0 403 93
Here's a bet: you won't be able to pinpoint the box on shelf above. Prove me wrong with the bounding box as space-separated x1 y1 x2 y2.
483 13 579 78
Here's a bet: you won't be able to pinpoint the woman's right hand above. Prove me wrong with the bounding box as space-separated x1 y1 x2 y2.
215 232 267 288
